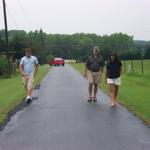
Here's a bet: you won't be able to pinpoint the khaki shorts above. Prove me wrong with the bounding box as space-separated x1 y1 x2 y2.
87 70 100 84
23 73 34 90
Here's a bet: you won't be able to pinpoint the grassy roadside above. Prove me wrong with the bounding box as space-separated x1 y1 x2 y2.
0 65 49 124
70 62 150 125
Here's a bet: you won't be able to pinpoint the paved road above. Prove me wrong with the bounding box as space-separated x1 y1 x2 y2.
0 64 150 150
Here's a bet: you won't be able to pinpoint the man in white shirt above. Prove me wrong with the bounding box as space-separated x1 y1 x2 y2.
19 48 39 103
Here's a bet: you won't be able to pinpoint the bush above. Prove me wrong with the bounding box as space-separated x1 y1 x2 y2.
46 54 54 62
0 55 8 76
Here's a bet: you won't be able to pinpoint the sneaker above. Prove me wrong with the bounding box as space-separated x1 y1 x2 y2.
26 96 32 104
87 97 92 102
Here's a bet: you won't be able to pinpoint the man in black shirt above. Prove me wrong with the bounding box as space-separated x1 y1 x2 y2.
84 46 105 102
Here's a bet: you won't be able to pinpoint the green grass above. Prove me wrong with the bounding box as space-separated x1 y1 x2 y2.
122 59 150 76
0 65 49 123
70 60 150 125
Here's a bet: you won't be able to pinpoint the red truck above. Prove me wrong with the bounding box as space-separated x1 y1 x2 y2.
49 58 65 66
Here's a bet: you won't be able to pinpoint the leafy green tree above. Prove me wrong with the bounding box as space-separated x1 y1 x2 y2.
0 29 143 63
0 38 5 52
144 46 150 59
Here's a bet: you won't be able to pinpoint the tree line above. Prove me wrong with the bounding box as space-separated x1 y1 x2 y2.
0 29 150 64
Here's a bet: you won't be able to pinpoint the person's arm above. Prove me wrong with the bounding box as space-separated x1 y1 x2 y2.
120 66 122 76
105 63 109 82
34 57 39 77
105 68 108 80
19 59 24 76
84 64 88 78
119 61 123 76
19 64 25 76
83 56 89 78
101 57 105 73
34 64 39 77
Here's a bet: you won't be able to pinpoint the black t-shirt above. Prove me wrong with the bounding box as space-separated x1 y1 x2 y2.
106 61 122 78
86 55 105 72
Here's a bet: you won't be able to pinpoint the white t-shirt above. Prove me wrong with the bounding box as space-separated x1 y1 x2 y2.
20 56 39 76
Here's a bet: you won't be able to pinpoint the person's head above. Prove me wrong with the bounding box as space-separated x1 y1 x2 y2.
93 46 100 57
109 53 119 63
25 48 32 57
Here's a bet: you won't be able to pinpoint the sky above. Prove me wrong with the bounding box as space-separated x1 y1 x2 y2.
0 0 150 40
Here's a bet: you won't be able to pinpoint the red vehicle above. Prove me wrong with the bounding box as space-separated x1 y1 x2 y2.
49 58 65 66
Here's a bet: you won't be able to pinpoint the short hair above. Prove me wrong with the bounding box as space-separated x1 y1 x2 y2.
94 46 99 50
94 46 102 53
25 48 32 53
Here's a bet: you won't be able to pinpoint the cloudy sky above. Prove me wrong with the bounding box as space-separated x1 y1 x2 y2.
0 0 150 40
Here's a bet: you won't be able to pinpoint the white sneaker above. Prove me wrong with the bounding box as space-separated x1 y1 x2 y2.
26 96 32 104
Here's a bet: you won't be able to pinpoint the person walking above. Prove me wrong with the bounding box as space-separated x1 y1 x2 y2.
105 53 122 107
84 46 105 102
19 48 39 104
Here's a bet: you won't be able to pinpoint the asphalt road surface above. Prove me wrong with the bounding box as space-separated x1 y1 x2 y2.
0 64 150 150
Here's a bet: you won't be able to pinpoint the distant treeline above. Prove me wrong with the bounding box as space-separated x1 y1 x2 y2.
0 30 150 63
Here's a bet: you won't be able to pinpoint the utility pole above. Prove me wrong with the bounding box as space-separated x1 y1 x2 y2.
40 28 44 48
2 0 11 76
40 28 45 64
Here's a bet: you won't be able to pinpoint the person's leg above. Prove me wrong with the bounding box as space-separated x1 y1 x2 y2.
23 75 33 103
93 84 98 98
87 83 93 102
23 77 29 97
23 77 31 103
93 83 98 102
27 89 32 97
87 70 94 102
108 84 115 106
93 73 100 101
27 75 34 97
114 77 121 103
88 83 93 98
25 75 34 103
114 85 119 103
